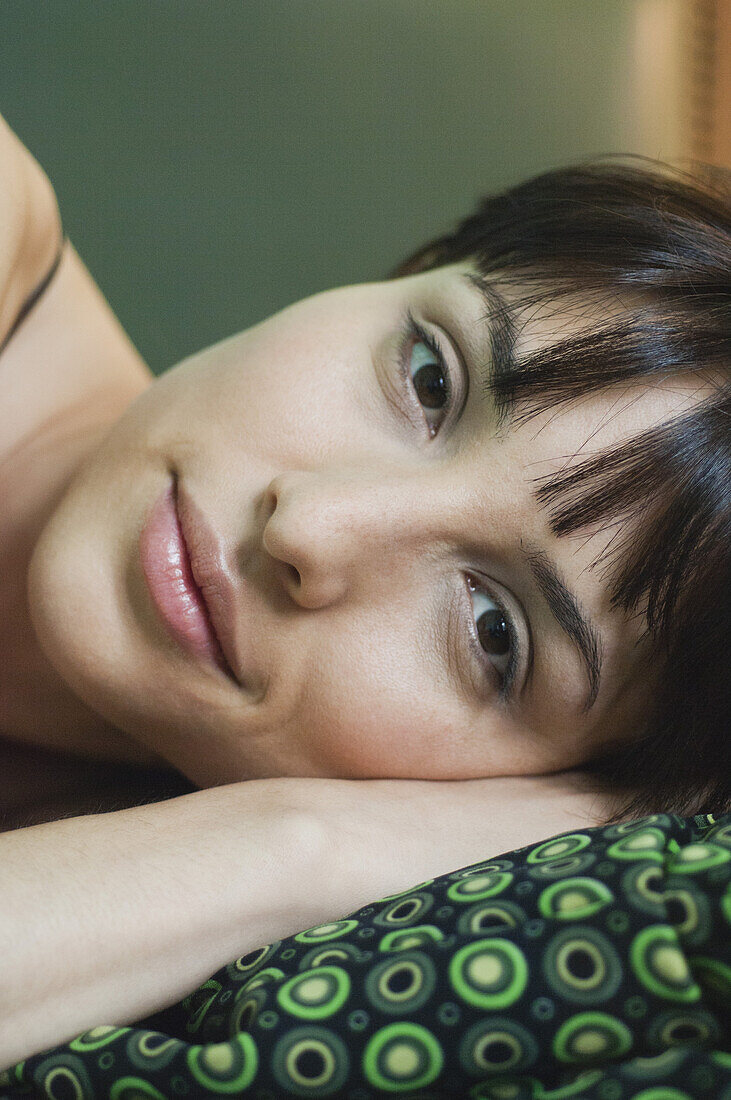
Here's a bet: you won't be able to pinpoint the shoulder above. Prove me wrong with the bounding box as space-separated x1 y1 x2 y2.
0 112 63 351
0 112 150 460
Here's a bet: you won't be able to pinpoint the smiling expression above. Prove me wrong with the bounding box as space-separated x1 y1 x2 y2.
27 262 702 786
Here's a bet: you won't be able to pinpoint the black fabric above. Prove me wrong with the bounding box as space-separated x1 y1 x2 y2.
2 812 729 1098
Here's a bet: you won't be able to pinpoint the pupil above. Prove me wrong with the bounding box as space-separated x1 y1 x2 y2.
413 363 446 409
477 609 509 655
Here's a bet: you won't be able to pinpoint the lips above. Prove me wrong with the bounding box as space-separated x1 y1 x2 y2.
139 478 240 683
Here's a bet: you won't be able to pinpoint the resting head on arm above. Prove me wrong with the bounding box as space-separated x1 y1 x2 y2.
10 149 727 820
0 129 728 1063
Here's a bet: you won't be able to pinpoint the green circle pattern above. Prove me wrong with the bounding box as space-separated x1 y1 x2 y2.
364 950 437 1015
543 925 623 1004
110 1078 168 1100
447 870 514 902
186 1035 258 1093
630 926 701 1003
378 924 445 952
449 938 529 1009
32 1055 94 1100
457 899 527 935
362 1022 444 1092
553 1011 633 1064
271 1026 350 1096
459 1016 539 1076
526 834 592 863
277 965 351 1021
538 877 614 921
6 811 728 1098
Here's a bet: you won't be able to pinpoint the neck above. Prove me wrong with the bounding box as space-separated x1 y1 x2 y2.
0 392 163 767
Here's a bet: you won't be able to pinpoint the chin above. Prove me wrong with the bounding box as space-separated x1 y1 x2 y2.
27 499 252 785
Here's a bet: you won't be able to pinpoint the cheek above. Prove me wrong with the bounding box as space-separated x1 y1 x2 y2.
273 591 576 780
276 618 495 780
295 683 454 780
271 612 439 777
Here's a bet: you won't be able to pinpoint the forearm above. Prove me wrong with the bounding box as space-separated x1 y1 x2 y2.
0 771 605 1067
0 780 326 1067
305 772 608 903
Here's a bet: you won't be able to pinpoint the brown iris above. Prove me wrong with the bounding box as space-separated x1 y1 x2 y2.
412 363 447 409
477 608 510 655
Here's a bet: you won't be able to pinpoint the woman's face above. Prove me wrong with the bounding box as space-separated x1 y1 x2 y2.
29 262 693 786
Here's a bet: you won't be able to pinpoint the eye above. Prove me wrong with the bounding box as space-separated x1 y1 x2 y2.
399 311 454 437
466 574 519 694
410 340 448 410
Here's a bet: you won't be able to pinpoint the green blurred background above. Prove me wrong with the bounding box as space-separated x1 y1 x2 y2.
1 1 688 373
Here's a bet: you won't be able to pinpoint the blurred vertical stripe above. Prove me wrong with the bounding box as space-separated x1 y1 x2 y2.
689 0 731 166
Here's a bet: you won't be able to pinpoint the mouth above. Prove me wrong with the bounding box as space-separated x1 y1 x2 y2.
139 475 241 684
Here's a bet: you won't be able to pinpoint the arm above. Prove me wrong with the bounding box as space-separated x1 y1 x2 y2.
0 771 604 1067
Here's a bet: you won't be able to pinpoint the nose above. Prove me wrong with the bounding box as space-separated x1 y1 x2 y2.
260 469 444 610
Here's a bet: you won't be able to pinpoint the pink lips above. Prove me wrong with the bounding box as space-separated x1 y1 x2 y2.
139 481 235 680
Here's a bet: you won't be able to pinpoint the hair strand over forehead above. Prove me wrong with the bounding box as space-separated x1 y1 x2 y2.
390 157 730 818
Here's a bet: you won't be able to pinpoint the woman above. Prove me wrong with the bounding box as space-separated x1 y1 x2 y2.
0 112 728 1065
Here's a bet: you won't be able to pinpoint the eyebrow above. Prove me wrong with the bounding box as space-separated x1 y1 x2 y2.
460 271 518 421
522 545 603 710
459 271 604 709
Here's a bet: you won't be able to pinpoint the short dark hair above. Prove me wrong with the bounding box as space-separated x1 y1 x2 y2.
390 158 730 819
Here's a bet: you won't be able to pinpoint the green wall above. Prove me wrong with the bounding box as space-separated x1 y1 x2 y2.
3 1 650 373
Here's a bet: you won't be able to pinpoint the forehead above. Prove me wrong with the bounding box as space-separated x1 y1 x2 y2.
420 262 711 459
411 264 703 448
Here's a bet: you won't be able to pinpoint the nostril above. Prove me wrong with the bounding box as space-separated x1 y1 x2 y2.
286 562 301 588
261 485 278 525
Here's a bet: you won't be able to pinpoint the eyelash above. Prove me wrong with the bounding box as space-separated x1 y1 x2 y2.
465 575 521 699
396 311 520 699
397 310 453 435
400 310 447 368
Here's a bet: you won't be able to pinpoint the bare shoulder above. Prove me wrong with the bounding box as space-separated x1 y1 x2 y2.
0 112 151 460
0 112 63 349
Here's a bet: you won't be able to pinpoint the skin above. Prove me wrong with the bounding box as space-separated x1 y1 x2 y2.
2 111 713 1067
23 260 701 793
